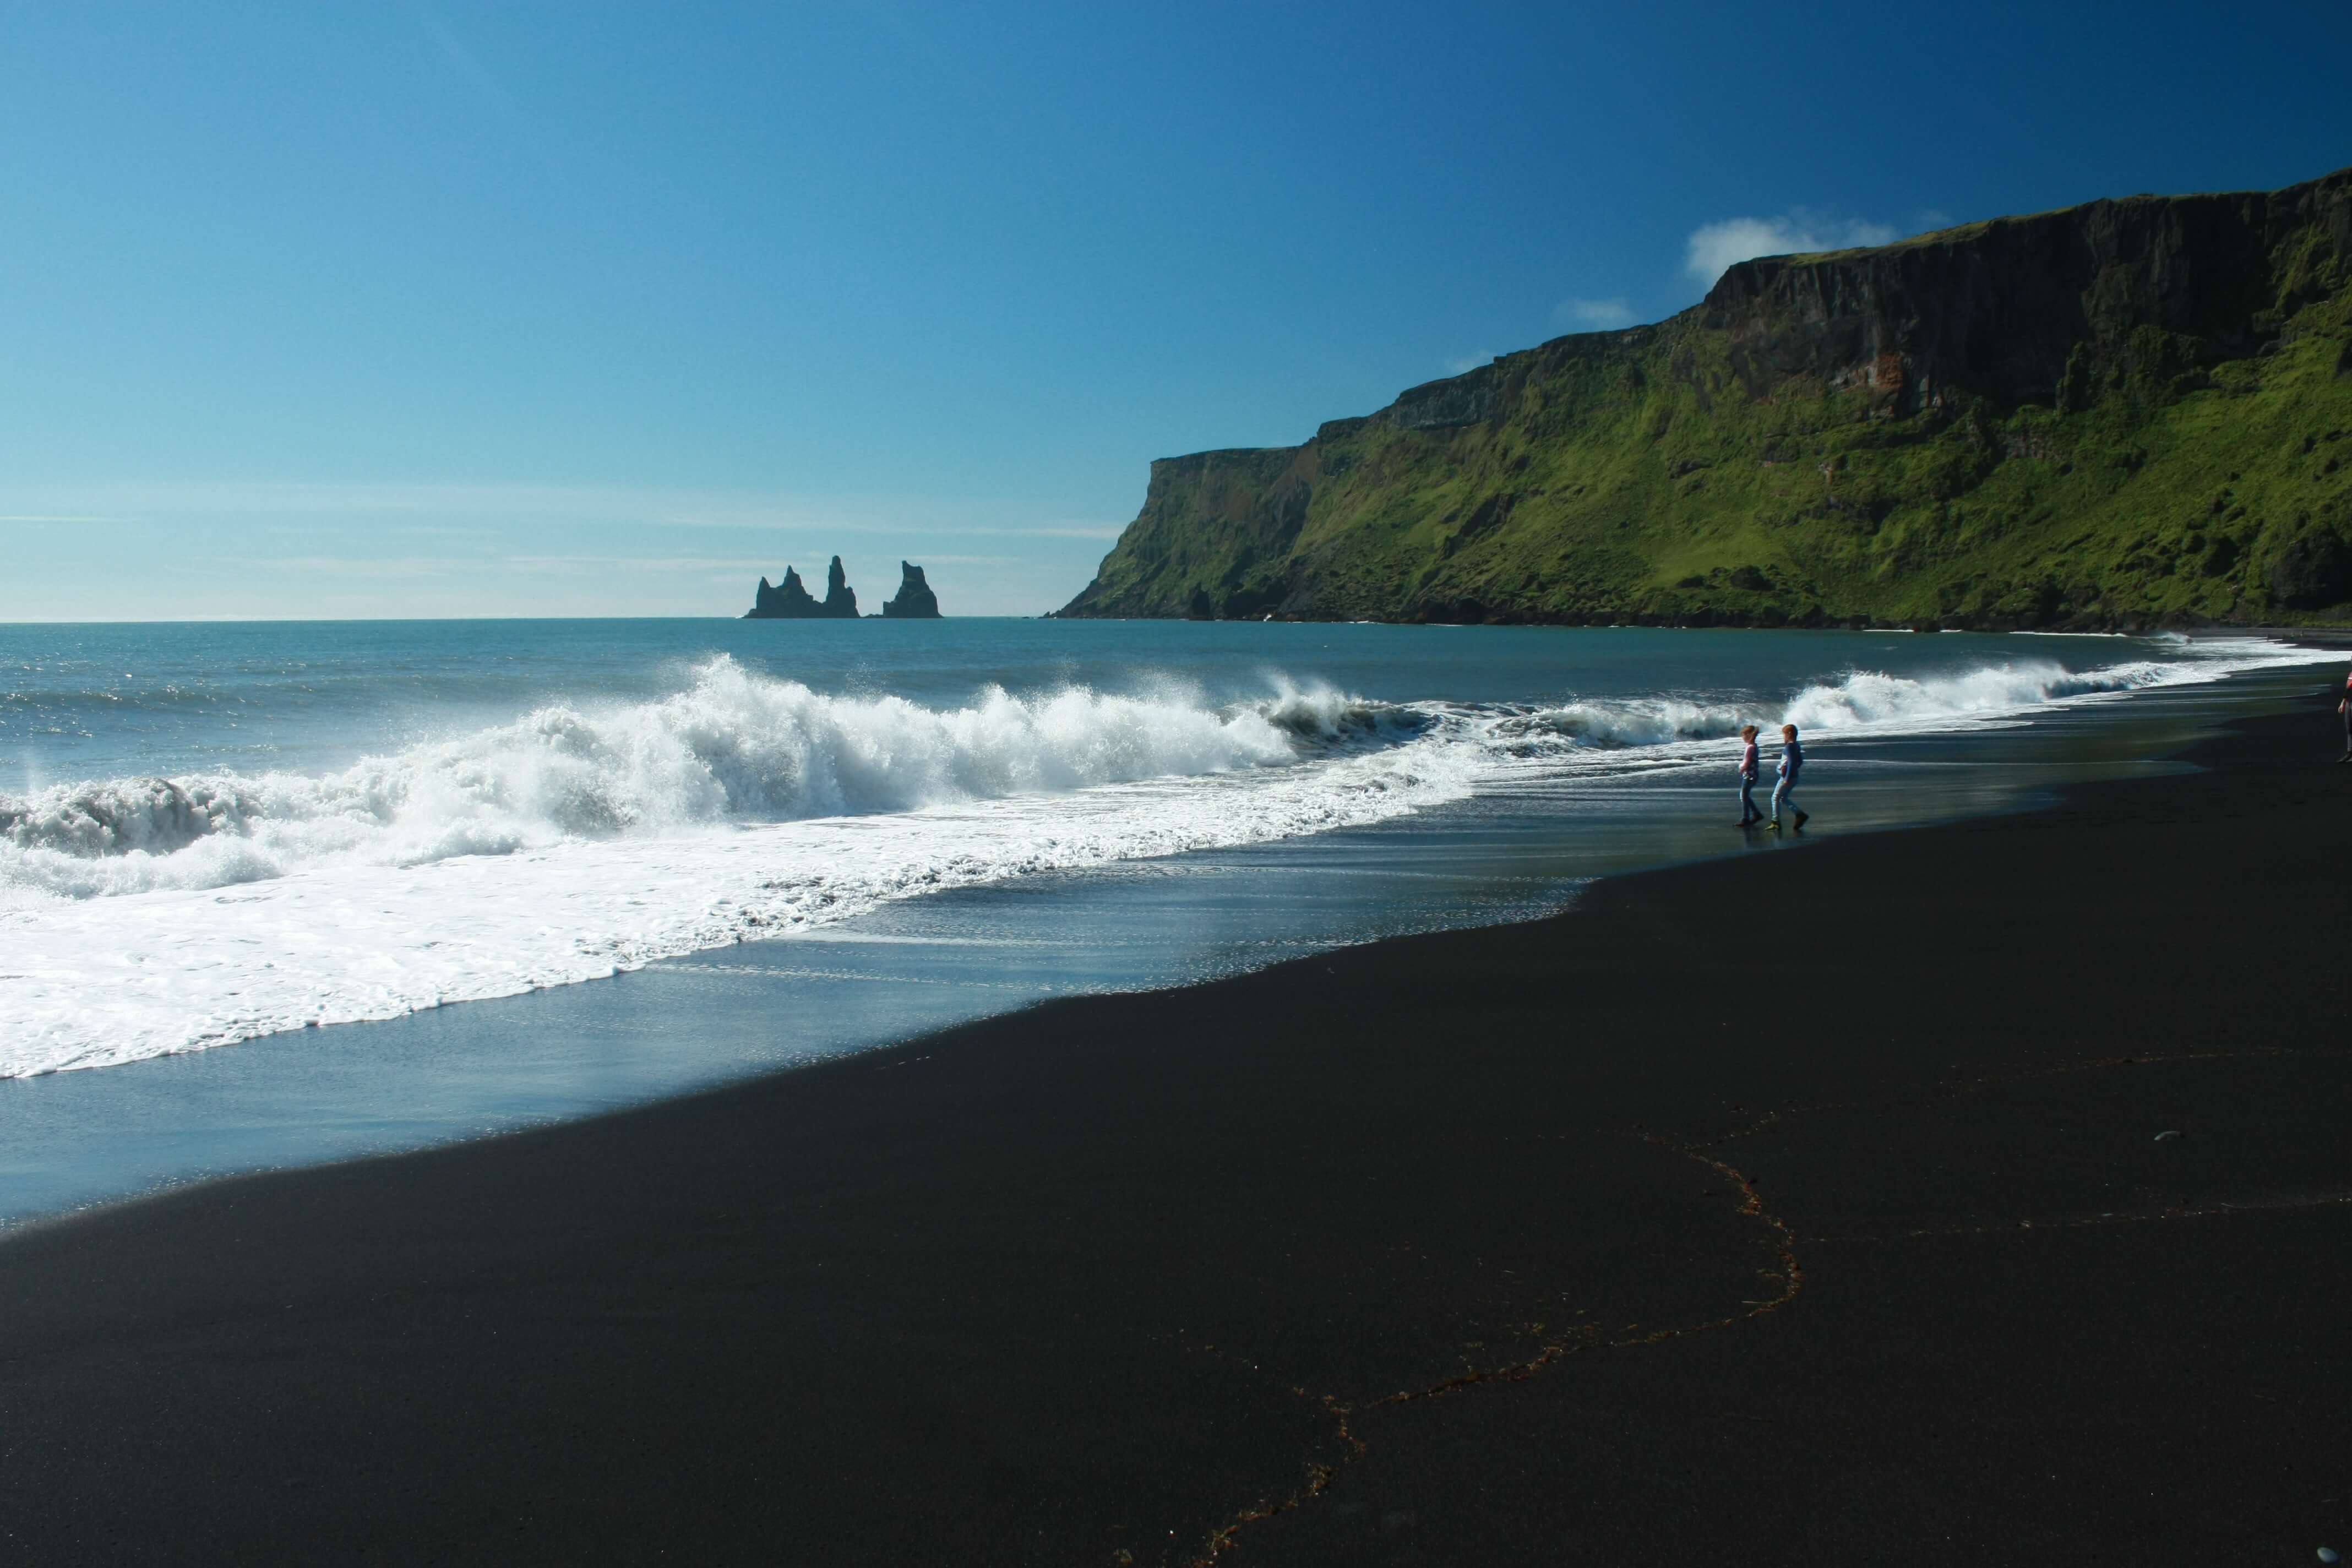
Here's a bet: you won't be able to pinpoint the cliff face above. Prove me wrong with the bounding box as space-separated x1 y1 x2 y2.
1059 167 2352 628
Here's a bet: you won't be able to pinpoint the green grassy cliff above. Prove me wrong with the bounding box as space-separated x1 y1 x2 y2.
1059 167 2352 628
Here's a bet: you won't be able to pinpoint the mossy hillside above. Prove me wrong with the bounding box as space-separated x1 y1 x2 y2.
1062 167 2352 628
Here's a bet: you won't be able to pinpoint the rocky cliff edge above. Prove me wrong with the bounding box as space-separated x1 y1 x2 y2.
1058 167 2352 629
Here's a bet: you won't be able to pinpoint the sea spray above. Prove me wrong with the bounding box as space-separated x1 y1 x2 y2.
0 720 1484 1075
1779 659 2194 731
1 634 2329 1076
1509 647 2265 751
0 659 1398 900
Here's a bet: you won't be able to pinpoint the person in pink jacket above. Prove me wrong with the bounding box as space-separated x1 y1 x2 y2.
1736 724 1763 825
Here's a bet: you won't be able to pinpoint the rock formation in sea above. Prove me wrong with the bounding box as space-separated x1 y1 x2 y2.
745 557 861 619
747 567 821 618
1057 164 2352 630
881 562 943 618
821 556 858 618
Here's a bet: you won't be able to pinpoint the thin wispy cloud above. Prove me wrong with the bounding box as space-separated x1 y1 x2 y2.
0 481 1123 541
503 555 792 575
886 553 1017 566
988 524 1124 540
1553 297 1636 331
416 9 529 129
227 554 472 579
505 551 1022 572
1684 210 1899 285
1445 351 1498 376
7 480 734 521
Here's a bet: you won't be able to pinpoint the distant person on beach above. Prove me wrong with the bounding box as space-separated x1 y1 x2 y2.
1768 723 1808 831
1737 724 1763 824
2339 670 2352 763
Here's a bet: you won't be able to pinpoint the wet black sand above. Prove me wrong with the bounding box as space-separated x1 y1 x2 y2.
2 706 2348 1565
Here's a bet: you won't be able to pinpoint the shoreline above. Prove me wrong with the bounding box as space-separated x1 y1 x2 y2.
2 699 2348 1562
14 634 2318 1231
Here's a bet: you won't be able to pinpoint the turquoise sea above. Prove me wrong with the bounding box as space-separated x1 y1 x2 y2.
1 617 2339 1224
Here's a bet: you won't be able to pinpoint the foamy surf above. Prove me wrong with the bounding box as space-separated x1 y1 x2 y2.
1 729 1480 1075
0 658 1403 900
0 635 2330 1076
1509 636 2319 753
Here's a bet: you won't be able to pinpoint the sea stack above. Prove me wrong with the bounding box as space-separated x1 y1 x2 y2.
821 556 858 618
745 558 860 619
745 567 822 618
881 562 943 618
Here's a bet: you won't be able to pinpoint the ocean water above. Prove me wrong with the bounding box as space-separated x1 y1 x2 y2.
1 618 2340 1224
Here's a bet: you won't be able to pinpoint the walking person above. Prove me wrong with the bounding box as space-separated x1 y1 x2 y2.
1767 722 1809 831
2338 668 2352 762
1736 724 1763 824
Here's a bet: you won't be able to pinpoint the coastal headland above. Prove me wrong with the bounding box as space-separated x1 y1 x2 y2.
1059 166 2352 630
1 694 2344 1562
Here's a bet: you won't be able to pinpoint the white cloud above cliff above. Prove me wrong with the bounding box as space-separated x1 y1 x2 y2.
1553 297 1636 330
1683 211 1898 285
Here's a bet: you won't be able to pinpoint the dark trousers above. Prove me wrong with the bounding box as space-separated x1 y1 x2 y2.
1739 775 1758 820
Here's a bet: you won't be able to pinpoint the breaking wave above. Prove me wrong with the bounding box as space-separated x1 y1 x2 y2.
0 658 1410 899
1 635 2327 1076
1495 652 2246 752
1781 658 2198 731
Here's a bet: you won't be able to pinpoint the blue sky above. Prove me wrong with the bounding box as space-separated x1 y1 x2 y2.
3 1 2348 620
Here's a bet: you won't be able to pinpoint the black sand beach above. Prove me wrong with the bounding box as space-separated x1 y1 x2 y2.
3 703 2348 1565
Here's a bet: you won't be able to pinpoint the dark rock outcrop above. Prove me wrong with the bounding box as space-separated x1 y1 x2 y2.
821 556 858 618
747 567 821 618
881 562 943 618
745 557 860 619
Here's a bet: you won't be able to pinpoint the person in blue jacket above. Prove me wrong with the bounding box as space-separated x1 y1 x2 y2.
1768 722 1809 831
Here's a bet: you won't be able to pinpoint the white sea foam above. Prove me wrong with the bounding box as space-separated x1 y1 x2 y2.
0 658 1399 899
1514 637 2321 750
1 727 1480 1075
1783 658 2179 731
0 638 2329 1077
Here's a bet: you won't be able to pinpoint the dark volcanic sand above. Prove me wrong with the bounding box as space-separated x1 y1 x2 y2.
3 707 2348 1566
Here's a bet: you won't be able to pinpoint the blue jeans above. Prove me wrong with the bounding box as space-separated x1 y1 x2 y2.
1772 777 1798 821
1739 775 1758 819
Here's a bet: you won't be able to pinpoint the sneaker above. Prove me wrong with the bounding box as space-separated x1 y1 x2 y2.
1765 819 1781 830
1794 810 1810 829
